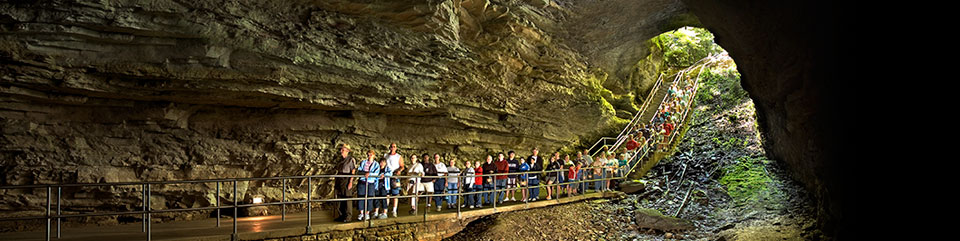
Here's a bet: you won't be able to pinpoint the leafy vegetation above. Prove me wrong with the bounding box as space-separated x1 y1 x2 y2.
697 64 747 110
654 27 723 67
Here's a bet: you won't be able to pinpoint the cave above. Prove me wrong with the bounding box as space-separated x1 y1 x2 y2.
0 0 849 239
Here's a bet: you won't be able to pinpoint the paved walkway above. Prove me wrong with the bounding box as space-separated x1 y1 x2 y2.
4 187 615 241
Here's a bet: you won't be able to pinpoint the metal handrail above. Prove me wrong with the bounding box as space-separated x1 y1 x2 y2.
1 56 718 241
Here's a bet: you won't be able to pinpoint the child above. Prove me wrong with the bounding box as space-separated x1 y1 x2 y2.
567 160 580 195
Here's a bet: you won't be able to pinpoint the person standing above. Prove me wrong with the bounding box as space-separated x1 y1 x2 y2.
421 154 437 210
375 157 390 219
582 149 594 192
545 155 561 200
593 153 607 192
473 160 485 208
527 148 542 201
481 155 497 205
575 151 587 194
518 157 530 202
445 158 460 210
383 143 404 217
406 154 424 214
432 154 447 212
463 160 476 208
333 144 356 222
505 151 520 202
494 153 509 203
356 150 380 221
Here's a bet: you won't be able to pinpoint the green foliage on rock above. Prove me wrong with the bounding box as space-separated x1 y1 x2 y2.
719 156 775 203
697 64 746 110
655 27 722 67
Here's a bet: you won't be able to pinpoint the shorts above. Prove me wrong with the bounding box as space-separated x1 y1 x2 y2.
420 182 435 193
506 177 517 187
390 187 400 195
518 180 527 187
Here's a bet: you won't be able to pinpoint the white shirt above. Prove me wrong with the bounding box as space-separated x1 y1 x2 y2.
435 163 447 176
408 162 424 183
385 153 402 173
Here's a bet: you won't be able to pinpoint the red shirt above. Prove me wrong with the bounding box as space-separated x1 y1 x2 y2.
568 166 578 179
626 139 640 150
664 123 674 136
495 159 509 180
474 166 483 184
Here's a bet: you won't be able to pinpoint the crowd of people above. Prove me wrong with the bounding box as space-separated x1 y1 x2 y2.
330 69 701 223
623 72 698 157
332 144 631 222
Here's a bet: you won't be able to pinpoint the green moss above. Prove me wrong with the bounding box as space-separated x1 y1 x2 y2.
719 156 775 203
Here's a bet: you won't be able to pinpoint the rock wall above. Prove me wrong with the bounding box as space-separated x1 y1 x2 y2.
0 0 650 223
0 0 846 237
680 0 846 237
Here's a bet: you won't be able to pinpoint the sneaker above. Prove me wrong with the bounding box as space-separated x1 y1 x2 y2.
469 205 474 209
408 209 417 215
379 213 387 219
358 214 364 221
392 210 398 218
510 198 516 201
363 214 370 220
436 207 441 212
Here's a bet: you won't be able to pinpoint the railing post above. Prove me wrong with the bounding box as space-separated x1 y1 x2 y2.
306 176 312 233
281 178 286 221
414 178 420 215
232 180 237 241
456 175 462 219
56 186 61 239
147 184 152 241
364 181 370 228
45 186 50 241
216 182 220 227
555 170 560 200
142 184 147 232
524 173 529 208
492 175 497 212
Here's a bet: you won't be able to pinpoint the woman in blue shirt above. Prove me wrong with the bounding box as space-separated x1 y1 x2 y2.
356 150 380 221
517 157 530 202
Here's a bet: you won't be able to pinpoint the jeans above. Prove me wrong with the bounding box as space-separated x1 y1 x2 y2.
464 184 475 207
433 179 446 208
357 182 375 212
495 179 506 201
474 184 484 206
482 183 494 204
595 172 605 192
528 179 540 199
576 170 585 193
447 182 459 206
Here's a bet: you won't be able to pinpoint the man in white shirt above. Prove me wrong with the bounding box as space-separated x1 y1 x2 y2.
383 143 404 217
